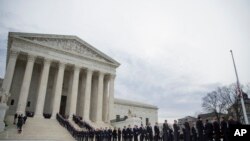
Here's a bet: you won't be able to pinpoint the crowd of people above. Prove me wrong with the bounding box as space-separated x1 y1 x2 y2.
57 113 242 141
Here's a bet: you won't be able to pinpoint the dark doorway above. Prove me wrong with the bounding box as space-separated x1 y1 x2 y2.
60 96 67 116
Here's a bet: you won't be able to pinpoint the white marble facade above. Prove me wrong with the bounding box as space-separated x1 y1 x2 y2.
2 32 120 123
113 98 158 126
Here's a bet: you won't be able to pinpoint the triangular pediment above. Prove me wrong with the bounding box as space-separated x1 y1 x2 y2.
10 32 120 66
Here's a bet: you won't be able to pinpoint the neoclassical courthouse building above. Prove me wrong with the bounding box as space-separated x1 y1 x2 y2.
0 32 157 133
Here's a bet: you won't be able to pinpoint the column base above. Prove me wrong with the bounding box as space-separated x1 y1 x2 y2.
0 103 9 132
34 114 44 119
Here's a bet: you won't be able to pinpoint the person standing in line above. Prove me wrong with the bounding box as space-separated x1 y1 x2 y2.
212 118 220 141
133 125 139 141
122 126 127 141
184 120 191 141
17 114 23 133
139 124 145 141
173 120 180 141
113 127 118 141
154 122 160 141
108 127 113 141
163 120 170 141
204 119 213 141
191 123 197 141
196 117 204 141
118 128 122 141
220 117 228 141
147 122 153 141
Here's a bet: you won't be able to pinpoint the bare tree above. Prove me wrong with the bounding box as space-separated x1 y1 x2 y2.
202 88 227 121
202 83 245 122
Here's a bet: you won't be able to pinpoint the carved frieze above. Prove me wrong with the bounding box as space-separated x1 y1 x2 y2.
22 37 110 63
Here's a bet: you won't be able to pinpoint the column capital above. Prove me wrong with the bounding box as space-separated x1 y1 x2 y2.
27 54 36 62
9 50 19 58
58 62 66 69
86 68 93 74
73 65 81 71
44 58 52 65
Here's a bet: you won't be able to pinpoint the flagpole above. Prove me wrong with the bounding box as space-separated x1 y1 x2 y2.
230 50 249 124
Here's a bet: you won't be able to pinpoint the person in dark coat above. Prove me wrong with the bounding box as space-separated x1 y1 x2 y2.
196 116 204 141
163 120 170 141
89 129 95 141
122 126 127 141
133 125 139 141
154 122 160 141
17 114 23 133
139 124 145 141
118 128 122 141
184 120 191 141
204 120 213 141
127 125 133 141
147 123 153 141
113 127 118 141
191 125 197 141
212 118 220 141
220 117 228 141
108 127 113 141
173 120 180 141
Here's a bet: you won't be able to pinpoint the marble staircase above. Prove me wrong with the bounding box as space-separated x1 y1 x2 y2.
0 116 75 141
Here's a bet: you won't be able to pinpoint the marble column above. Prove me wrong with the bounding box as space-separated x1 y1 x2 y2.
34 59 51 118
82 69 93 121
107 75 115 122
51 62 65 118
102 76 109 122
95 72 104 122
16 55 36 115
1 50 19 94
68 65 80 118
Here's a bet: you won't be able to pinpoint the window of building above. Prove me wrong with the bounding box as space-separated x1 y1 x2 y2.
11 99 15 105
27 101 31 107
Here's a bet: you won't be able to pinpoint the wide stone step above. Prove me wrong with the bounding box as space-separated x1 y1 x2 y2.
0 116 75 141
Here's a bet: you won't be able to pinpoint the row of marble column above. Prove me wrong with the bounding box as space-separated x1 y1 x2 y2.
2 50 115 123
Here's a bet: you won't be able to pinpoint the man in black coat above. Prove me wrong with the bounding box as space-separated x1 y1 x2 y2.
108 127 113 141
139 124 145 141
173 120 180 141
196 117 204 141
212 118 220 141
184 120 191 141
147 123 153 141
163 120 170 141
220 117 228 141
113 127 118 141
122 126 127 141
204 120 213 141
191 126 197 141
133 125 139 141
154 122 160 141
127 125 133 141
118 128 122 141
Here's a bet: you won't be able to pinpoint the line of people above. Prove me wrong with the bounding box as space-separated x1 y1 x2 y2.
57 113 241 141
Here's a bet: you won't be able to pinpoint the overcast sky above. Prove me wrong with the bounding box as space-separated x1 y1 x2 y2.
0 0 249 123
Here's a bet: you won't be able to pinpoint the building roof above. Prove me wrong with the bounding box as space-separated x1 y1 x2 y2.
114 98 158 109
8 32 120 67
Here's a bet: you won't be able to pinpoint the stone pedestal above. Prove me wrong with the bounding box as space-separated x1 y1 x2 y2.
0 103 8 132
